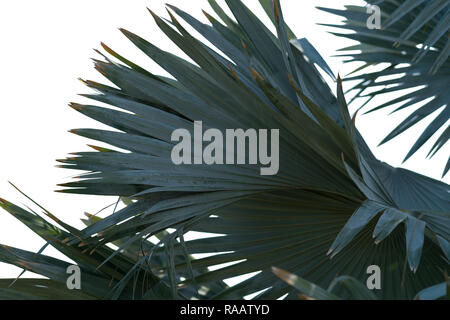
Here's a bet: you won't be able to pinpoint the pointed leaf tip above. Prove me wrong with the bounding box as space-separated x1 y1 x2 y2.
165 7 179 23
202 9 213 21
377 135 390 147
77 77 87 85
402 152 414 164
352 109 360 124
69 103 83 111
165 3 176 10
147 7 159 20
100 42 114 55
119 28 134 40
68 129 80 134
84 212 95 220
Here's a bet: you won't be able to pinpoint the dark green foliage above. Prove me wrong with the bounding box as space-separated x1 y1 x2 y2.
273 267 449 300
319 0 450 176
0 0 448 300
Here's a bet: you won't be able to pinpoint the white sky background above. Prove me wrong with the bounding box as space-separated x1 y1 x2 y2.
0 0 448 281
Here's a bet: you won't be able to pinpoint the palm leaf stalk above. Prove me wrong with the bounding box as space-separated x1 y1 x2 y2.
0 0 449 300
319 0 450 176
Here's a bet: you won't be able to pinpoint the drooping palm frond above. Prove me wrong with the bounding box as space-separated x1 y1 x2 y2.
0 0 449 300
0 191 225 300
272 267 449 300
0 195 140 300
319 0 450 176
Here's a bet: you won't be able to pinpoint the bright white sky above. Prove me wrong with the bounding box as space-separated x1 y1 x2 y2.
0 0 448 281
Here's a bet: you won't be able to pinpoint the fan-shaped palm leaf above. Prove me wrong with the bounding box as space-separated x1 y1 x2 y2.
0 190 225 300
0 0 449 300
319 0 449 176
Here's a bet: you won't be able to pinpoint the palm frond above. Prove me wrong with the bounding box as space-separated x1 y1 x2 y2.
319 0 450 176
0 0 448 300
273 267 449 300
0 194 222 300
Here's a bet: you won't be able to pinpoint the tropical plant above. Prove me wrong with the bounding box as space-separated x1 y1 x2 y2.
0 0 448 300
272 267 449 300
319 0 450 176
0 185 222 300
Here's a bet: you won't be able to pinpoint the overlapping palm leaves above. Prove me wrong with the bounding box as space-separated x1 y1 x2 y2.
319 0 450 176
272 267 449 300
0 189 224 300
0 0 449 300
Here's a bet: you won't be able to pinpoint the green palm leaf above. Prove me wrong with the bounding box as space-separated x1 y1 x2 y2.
319 0 450 176
0 0 448 300
0 279 96 300
53 0 448 299
273 268 448 300
0 193 224 300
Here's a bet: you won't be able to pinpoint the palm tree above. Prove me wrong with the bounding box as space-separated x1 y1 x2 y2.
0 0 448 300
